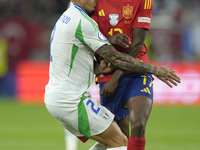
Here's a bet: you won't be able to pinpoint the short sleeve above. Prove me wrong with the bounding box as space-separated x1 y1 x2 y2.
132 0 153 30
79 17 111 52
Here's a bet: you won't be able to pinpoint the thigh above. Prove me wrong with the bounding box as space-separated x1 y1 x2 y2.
91 120 128 148
124 73 154 101
99 79 130 122
46 95 115 139
82 97 115 138
45 104 82 136
124 73 153 124
117 115 129 139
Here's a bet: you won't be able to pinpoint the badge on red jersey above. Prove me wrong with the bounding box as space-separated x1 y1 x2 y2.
109 14 119 26
123 4 133 20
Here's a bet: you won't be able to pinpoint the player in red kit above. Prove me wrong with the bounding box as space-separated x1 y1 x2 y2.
91 0 154 150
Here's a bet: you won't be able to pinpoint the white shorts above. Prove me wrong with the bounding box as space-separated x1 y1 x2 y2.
45 94 114 138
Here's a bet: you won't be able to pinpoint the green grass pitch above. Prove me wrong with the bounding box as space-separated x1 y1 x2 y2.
0 99 200 150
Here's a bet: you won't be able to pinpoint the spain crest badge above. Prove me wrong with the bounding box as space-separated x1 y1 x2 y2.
123 4 133 19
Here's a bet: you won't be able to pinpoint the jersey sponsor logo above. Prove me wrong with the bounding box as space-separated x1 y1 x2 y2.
138 17 151 23
141 87 151 94
109 14 119 26
98 9 105 16
98 32 107 41
122 4 133 19
144 0 152 9
86 99 110 119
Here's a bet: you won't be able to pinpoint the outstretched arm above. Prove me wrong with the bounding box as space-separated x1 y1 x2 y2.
96 44 181 88
100 28 147 97
96 44 158 75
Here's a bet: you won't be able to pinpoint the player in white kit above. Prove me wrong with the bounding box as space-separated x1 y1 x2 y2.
44 0 181 149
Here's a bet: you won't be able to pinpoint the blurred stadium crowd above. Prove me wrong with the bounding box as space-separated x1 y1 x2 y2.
0 0 200 96
150 0 200 62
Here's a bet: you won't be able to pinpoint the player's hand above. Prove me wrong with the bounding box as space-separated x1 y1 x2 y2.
107 33 131 48
100 78 118 97
155 66 181 88
98 60 116 74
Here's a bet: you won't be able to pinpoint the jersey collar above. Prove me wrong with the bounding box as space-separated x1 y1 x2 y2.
72 3 88 15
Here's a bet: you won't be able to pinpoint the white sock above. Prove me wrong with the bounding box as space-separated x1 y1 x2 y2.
65 129 78 150
89 142 107 150
107 146 127 150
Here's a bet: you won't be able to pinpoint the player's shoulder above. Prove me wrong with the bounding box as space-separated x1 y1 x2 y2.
65 4 79 16
138 0 153 5
61 5 84 24
138 0 149 2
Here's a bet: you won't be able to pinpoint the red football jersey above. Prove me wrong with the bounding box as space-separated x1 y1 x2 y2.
92 0 153 82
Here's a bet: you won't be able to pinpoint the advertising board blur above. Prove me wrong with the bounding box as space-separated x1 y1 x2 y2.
16 61 200 105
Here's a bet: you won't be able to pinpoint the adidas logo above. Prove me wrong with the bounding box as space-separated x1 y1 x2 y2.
141 87 151 94
144 0 152 9
98 9 105 16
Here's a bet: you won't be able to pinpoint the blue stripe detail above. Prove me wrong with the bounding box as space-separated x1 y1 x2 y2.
73 3 88 15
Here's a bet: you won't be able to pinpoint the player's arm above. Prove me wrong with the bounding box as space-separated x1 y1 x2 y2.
96 44 181 87
101 29 147 97
106 33 131 49
109 28 147 80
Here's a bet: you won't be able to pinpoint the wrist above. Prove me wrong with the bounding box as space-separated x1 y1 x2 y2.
154 66 160 76
111 69 125 81
106 36 113 44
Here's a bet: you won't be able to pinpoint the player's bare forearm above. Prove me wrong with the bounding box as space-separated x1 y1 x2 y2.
96 44 181 88
112 43 143 81
109 28 147 80
96 44 159 75
126 27 147 57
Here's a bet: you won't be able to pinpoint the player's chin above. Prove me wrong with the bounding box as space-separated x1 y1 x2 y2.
92 5 96 11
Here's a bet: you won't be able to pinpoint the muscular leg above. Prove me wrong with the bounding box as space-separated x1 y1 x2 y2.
117 115 129 139
127 95 152 150
91 120 128 148
127 95 152 137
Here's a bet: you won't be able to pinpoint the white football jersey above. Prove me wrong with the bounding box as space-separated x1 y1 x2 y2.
44 2 110 107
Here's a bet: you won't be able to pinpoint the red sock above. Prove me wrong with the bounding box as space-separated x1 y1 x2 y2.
127 135 146 150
